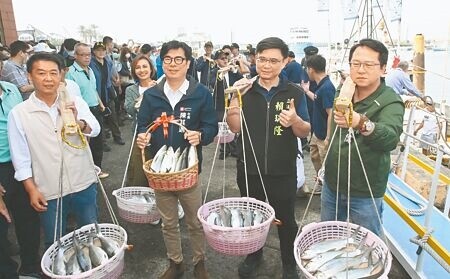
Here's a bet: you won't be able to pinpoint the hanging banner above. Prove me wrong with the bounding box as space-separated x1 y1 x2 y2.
341 0 358 20
389 0 402 22
317 0 330 12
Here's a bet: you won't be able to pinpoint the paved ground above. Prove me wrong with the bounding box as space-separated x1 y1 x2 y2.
11 118 411 279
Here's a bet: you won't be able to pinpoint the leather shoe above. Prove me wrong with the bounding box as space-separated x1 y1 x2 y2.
114 137 125 145
193 260 208 279
159 260 185 279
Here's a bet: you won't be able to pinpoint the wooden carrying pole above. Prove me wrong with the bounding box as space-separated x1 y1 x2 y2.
413 34 425 94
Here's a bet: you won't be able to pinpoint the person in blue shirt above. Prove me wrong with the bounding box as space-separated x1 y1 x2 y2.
0 81 40 279
301 54 336 194
385 60 423 98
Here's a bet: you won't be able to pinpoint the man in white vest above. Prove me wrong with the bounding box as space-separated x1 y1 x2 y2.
8 52 100 248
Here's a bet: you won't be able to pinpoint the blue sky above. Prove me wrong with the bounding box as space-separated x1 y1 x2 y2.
11 0 450 45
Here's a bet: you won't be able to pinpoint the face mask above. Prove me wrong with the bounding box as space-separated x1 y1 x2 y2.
67 50 75 57
125 53 131 59
112 52 120 60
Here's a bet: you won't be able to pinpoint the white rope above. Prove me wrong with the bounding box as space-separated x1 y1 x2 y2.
410 229 450 272
386 181 427 216
120 124 138 188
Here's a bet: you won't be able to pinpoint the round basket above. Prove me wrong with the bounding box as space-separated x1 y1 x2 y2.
112 187 160 223
294 221 392 279
214 122 235 144
41 223 128 279
143 158 198 192
197 197 275 256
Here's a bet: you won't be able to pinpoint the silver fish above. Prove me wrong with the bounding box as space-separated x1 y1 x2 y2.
86 235 109 267
95 223 120 258
230 208 244 228
160 146 175 173
66 252 82 275
143 192 155 204
253 209 264 225
51 239 66 275
332 255 384 279
206 212 220 225
175 147 188 171
301 226 361 260
129 195 147 203
73 231 91 272
150 145 167 172
305 250 344 273
219 205 232 227
188 145 197 168
242 209 253 227
172 147 181 171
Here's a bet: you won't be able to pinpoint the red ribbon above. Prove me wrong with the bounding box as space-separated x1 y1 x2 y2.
149 112 175 139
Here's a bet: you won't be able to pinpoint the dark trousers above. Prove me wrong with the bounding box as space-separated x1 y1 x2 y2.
104 98 122 139
0 162 40 277
89 106 104 168
236 162 298 266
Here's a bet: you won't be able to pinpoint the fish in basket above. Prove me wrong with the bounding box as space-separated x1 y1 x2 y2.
41 223 129 279
112 187 160 224
294 221 392 279
143 144 199 191
197 197 275 256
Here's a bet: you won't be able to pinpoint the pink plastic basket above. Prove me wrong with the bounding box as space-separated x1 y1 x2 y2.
197 197 275 256
294 221 392 279
41 223 128 279
112 187 160 224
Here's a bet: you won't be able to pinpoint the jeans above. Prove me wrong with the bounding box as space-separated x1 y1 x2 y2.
155 181 205 265
0 162 40 276
40 183 98 248
236 162 298 265
320 182 384 236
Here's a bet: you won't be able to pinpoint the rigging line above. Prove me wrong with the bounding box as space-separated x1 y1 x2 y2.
410 64 450 80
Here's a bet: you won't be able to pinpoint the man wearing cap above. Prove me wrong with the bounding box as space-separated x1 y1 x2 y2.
90 41 126 146
230 43 250 74
196 41 215 90
0 41 34 100
385 60 423 98
33 42 55 53
210 49 243 159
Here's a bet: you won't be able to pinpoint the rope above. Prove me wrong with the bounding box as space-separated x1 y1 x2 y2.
386 181 427 216
120 124 138 188
410 229 450 272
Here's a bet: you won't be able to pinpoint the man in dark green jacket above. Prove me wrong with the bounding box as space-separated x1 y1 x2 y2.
322 39 404 236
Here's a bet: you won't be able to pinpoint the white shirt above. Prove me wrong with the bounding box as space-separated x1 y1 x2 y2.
65 78 82 99
163 79 188 109
138 85 150 95
8 93 100 181
422 114 438 136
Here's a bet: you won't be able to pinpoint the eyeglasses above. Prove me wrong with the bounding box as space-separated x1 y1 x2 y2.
219 57 228 61
256 57 282 65
349 61 380 70
76 53 91 57
163 56 186 65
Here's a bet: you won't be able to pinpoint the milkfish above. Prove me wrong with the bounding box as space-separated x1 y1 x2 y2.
51 239 66 275
175 147 188 171
150 145 167 172
219 205 232 227
187 145 197 168
72 231 92 272
301 226 361 260
143 192 155 204
94 223 120 258
160 146 175 173
253 209 264 225
66 251 82 275
86 235 109 267
242 209 254 227
315 244 375 278
230 208 244 228
171 147 181 171
206 212 221 226
331 255 384 279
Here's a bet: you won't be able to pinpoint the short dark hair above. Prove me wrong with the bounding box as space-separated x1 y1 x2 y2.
305 54 326 73
102 36 113 44
131 54 156 81
140 44 152 55
349 38 389 67
9 40 29 56
256 37 289 59
160 40 192 62
26 53 62 73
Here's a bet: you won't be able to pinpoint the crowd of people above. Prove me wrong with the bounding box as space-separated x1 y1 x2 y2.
0 35 412 279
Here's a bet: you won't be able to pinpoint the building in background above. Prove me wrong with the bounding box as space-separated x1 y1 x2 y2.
0 0 18 46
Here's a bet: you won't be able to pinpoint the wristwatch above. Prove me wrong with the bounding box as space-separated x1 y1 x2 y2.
359 114 374 133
